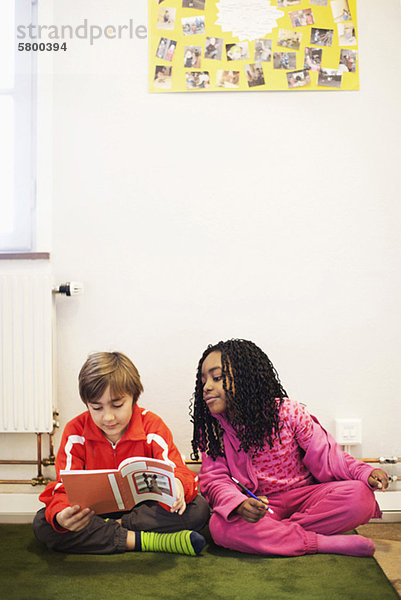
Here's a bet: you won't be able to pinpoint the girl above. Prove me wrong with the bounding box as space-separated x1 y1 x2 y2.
191 339 388 557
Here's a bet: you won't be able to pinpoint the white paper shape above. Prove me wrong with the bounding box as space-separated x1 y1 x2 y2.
216 0 284 41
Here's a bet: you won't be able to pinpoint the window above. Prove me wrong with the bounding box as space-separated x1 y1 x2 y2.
0 0 37 252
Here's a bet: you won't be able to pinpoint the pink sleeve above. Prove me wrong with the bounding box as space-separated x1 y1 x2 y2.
286 401 314 450
200 453 249 521
292 404 375 485
343 452 376 486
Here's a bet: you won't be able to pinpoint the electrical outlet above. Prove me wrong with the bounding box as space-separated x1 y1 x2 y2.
335 418 362 445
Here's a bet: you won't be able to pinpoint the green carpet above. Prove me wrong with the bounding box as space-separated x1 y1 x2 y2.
1 525 398 600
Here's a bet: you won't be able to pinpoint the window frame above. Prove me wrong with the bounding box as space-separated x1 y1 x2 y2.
0 0 37 252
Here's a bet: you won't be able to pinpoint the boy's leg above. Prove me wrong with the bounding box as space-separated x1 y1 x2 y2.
33 508 127 555
120 494 210 533
33 502 208 556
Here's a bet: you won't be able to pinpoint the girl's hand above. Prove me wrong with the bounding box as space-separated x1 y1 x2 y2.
56 505 94 531
368 469 389 491
171 478 186 515
235 497 269 523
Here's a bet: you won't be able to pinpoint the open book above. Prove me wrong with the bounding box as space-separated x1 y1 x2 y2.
60 456 176 514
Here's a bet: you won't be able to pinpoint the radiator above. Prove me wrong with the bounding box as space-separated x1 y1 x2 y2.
0 272 54 432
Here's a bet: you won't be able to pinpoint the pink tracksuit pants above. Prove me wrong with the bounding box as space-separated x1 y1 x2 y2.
209 480 377 556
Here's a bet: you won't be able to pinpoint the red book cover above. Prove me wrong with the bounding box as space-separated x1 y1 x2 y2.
61 456 176 514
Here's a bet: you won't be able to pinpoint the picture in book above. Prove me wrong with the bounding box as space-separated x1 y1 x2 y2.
149 0 358 92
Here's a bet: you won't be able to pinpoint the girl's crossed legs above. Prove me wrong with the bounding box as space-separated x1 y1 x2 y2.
210 480 377 557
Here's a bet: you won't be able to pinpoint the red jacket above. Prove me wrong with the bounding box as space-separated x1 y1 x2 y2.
40 404 199 530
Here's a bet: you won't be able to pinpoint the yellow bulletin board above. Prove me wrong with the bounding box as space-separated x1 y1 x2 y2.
149 0 358 92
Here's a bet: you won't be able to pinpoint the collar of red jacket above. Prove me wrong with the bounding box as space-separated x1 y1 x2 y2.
81 403 148 443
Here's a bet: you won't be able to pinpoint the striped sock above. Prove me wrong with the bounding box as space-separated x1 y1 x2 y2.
136 530 206 556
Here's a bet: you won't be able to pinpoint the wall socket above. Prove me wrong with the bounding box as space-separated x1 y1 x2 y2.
335 418 362 445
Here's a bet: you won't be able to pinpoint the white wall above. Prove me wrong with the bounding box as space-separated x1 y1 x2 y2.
1 0 400 481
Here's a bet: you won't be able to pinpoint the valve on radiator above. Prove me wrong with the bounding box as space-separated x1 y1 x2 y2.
379 456 398 464
53 281 84 296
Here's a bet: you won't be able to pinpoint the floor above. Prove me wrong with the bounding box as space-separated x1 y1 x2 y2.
0 484 400 596
357 523 401 597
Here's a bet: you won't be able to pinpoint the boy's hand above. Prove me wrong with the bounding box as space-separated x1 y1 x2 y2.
368 469 389 491
56 505 94 531
171 478 186 515
235 497 269 523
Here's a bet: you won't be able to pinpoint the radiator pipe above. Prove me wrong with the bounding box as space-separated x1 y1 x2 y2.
42 420 57 466
1 456 398 469
0 460 38 465
0 480 36 485
49 427 55 459
36 433 43 479
362 457 399 464
0 431 55 485
187 458 401 465
0 457 399 486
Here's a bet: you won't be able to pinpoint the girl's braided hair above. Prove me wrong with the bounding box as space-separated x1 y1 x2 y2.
190 339 287 460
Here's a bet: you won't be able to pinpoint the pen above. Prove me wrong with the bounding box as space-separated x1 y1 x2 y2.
231 476 274 514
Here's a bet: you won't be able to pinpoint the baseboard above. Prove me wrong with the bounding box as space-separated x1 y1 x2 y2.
0 486 399 524
0 486 44 523
0 512 36 524
371 512 401 523
371 489 401 523
375 489 401 512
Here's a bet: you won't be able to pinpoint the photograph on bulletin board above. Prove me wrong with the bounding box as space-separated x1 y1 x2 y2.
148 0 358 92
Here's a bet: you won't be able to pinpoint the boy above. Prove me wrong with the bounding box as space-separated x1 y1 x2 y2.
33 352 209 555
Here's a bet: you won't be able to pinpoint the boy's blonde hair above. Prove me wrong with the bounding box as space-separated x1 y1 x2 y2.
78 352 143 405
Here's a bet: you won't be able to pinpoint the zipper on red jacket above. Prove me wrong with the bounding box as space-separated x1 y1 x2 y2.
109 440 119 468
